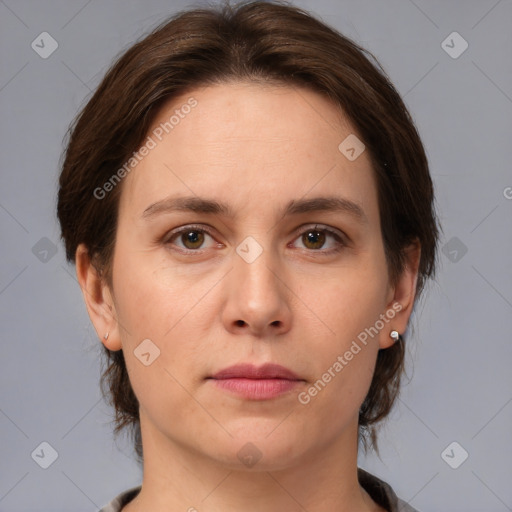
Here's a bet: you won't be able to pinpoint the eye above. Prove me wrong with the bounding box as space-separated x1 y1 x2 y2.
162 223 347 255
164 225 219 252
290 224 346 254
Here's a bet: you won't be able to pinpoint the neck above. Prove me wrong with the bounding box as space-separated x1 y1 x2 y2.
123 413 382 512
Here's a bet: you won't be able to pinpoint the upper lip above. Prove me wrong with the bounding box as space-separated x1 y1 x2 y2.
210 363 302 380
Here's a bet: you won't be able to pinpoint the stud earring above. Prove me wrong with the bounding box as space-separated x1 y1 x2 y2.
390 330 399 342
104 332 109 340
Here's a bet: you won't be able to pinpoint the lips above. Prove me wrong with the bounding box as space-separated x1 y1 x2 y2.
208 363 305 400
210 363 301 381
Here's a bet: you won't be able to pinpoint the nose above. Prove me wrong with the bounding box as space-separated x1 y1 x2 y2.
221 244 292 338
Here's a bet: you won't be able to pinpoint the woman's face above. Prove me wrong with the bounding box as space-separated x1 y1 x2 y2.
97 82 415 469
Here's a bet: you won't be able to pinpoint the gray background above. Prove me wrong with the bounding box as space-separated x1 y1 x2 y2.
1 0 511 511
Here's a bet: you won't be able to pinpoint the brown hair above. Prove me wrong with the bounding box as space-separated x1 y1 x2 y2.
57 0 440 462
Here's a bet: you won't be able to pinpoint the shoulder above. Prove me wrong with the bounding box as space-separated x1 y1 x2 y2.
357 467 420 512
98 485 141 512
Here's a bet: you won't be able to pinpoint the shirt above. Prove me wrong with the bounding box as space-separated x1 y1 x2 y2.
98 467 419 511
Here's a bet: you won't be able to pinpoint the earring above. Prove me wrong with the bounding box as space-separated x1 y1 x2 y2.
390 330 399 342
104 332 109 340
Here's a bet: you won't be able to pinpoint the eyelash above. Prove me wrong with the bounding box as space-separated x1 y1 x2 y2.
161 224 347 255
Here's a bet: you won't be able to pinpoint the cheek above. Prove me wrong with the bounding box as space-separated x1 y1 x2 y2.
112 246 199 338
111 245 217 379
111 249 206 423
298 252 388 402
298 297 381 434
312 260 389 339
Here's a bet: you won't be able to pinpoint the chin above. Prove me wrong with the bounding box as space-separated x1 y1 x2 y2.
205 421 309 471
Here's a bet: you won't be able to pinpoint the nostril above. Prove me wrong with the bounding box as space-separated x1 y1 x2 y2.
235 320 246 327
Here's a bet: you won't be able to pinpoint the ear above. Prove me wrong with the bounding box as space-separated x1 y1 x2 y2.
379 239 421 350
75 243 122 351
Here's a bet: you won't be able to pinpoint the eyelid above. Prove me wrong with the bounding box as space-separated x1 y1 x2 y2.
291 223 347 243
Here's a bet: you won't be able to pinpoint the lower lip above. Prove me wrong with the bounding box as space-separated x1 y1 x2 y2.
209 378 302 400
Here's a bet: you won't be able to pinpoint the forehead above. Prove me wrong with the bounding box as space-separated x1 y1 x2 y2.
118 81 378 222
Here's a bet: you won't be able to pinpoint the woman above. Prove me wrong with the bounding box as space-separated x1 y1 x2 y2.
57 1 439 511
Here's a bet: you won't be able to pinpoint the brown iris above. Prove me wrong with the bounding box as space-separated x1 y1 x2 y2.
302 228 326 250
181 230 205 249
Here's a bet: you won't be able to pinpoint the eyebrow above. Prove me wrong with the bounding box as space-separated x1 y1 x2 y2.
142 195 368 224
